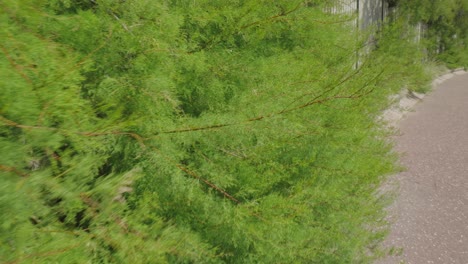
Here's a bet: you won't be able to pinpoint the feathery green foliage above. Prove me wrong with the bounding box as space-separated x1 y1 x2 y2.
0 0 454 263
398 0 468 67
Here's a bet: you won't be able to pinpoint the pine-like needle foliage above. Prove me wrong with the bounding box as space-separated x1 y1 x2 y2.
398 0 468 67
0 0 448 263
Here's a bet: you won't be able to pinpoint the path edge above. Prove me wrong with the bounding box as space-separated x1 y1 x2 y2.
380 67 467 128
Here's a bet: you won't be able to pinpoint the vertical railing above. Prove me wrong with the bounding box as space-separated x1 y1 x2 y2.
325 0 389 29
325 0 395 68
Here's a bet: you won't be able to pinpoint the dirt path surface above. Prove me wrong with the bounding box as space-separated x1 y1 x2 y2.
380 71 468 264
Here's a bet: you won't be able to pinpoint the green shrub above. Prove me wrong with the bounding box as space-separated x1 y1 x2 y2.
1 0 447 263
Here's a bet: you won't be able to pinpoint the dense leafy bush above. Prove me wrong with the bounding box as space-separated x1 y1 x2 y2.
1 0 463 263
398 0 468 67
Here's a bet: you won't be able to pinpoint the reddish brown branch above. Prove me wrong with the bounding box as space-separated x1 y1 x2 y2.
6 244 81 264
286 57 373 112
79 131 147 148
163 123 234 134
161 65 379 135
175 163 240 204
149 145 240 203
1 115 147 148
240 2 304 30
75 28 114 67
188 2 304 54
0 164 29 177
1 115 239 203
0 115 57 131
0 45 33 84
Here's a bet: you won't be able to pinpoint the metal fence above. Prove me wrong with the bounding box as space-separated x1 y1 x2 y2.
325 0 389 30
323 0 357 15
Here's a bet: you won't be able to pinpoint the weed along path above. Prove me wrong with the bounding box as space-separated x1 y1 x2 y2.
380 71 468 264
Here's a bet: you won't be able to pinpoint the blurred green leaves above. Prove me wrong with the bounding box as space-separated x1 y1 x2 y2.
1 0 456 263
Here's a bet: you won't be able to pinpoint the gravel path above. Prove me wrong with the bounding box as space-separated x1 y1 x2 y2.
379 71 468 264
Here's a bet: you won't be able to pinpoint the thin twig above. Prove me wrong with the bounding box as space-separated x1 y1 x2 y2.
0 165 29 177
6 244 81 264
176 164 240 204
161 63 379 135
240 2 304 30
0 45 33 84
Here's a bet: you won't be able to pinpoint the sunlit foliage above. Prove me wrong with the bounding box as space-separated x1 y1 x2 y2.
1 0 463 263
